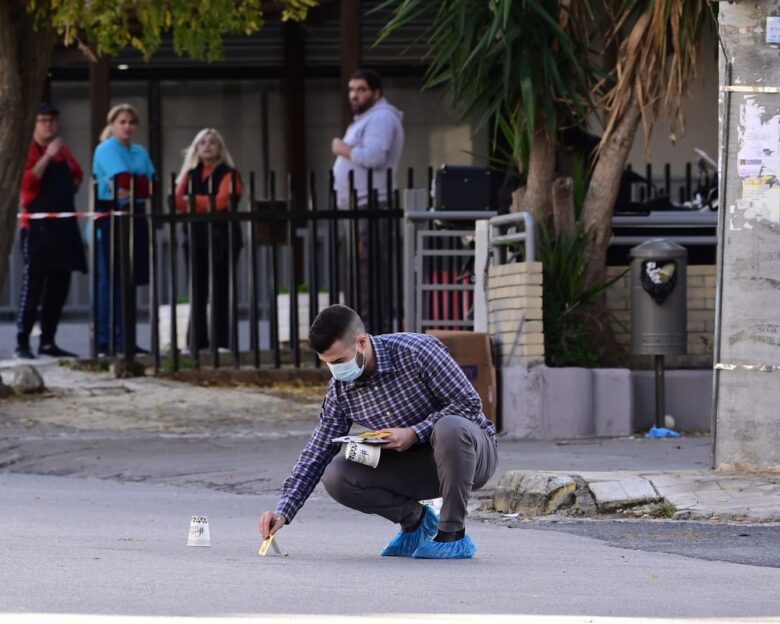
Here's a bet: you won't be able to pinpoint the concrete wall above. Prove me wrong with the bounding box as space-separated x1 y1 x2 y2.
606 265 716 368
632 370 713 433
715 3 780 472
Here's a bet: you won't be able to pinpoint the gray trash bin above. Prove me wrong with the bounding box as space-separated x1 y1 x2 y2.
630 239 688 356
629 239 688 431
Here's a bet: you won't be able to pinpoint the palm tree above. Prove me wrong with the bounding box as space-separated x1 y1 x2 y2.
379 0 596 233
583 0 711 292
381 0 711 365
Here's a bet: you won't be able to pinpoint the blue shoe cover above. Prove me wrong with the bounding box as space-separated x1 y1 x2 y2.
381 506 439 557
412 535 477 559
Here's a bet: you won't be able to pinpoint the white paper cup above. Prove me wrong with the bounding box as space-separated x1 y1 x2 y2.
344 442 381 468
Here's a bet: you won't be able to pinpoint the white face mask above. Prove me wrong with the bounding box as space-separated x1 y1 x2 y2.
327 339 365 382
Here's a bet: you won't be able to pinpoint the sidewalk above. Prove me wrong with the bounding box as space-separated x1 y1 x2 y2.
490 466 780 523
0 357 778 524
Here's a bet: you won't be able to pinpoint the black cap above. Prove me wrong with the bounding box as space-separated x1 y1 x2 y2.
38 102 59 116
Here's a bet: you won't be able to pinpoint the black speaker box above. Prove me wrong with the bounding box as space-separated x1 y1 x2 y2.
435 165 495 211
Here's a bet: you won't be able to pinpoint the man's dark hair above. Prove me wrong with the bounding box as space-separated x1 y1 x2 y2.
309 305 365 354
350 69 382 93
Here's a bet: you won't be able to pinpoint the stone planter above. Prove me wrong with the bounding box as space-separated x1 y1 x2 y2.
158 303 190 354
276 292 332 343
500 365 634 439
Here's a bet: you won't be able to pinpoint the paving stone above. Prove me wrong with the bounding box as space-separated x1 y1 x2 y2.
588 477 661 511
13 365 44 394
493 471 577 515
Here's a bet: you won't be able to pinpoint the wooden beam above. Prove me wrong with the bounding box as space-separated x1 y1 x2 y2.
283 20 307 284
89 58 110 151
283 21 307 212
340 0 362 130
147 80 163 210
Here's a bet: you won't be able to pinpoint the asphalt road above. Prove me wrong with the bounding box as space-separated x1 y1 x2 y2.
522 518 780 569
2 472 780 622
1 363 778 622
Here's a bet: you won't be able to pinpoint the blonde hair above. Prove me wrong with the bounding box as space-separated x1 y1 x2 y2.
100 103 141 141
176 128 236 185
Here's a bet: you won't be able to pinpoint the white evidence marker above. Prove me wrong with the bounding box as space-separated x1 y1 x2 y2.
187 515 211 547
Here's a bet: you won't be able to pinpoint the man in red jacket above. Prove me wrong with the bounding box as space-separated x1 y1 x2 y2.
16 103 86 359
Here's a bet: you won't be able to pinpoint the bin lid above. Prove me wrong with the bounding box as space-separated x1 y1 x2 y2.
630 238 688 259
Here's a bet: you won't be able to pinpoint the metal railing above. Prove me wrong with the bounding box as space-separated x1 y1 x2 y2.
403 203 498 333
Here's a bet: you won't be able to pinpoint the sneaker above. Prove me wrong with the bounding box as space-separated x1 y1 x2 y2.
380 505 439 558
412 534 477 559
39 343 77 358
14 347 36 360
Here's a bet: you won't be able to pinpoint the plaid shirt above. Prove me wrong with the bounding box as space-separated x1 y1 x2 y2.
275 332 496 522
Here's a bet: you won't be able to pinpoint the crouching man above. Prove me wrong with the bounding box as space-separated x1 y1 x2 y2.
258 304 498 559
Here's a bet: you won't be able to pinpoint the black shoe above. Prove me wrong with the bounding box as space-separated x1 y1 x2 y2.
39 343 77 358
14 347 36 360
134 345 149 355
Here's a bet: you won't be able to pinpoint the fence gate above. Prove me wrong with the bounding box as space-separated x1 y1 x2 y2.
403 189 497 333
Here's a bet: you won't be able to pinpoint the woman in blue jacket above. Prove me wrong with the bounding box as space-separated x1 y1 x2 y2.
92 103 156 356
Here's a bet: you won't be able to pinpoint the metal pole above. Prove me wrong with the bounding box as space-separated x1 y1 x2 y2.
168 173 180 373
654 354 666 430
328 169 339 307
187 177 200 369
109 176 117 356
90 177 99 358
208 177 219 369
228 172 239 368
149 175 160 374
249 172 260 369
269 172 281 369
308 171 320 367
288 173 301 368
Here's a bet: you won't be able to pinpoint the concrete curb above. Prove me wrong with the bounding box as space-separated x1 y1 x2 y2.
491 469 780 522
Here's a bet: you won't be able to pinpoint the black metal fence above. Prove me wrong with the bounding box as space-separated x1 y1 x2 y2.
93 168 413 373
12 158 718 371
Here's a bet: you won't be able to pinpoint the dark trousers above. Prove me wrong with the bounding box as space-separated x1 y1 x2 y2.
322 415 498 533
186 230 239 350
16 267 71 348
353 215 394 333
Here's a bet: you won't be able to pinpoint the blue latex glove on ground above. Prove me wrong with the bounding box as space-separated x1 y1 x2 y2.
646 427 681 439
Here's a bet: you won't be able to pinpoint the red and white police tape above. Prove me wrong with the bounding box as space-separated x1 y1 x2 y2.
17 210 129 220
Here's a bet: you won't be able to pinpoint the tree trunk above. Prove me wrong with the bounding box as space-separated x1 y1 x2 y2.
552 176 575 240
522 126 556 235
582 100 642 291
580 100 642 366
0 2 55 295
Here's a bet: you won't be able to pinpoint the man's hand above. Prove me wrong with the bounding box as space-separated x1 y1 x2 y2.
258 511 287 540
45 137 63 158
381 427 418 452
331 138 352 158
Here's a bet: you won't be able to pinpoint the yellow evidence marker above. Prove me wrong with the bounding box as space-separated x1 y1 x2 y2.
258 534 287 557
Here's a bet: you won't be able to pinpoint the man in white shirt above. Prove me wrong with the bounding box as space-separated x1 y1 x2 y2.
331 69 405 331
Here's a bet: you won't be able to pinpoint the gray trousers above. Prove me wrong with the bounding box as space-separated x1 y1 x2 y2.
322 415 498 533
